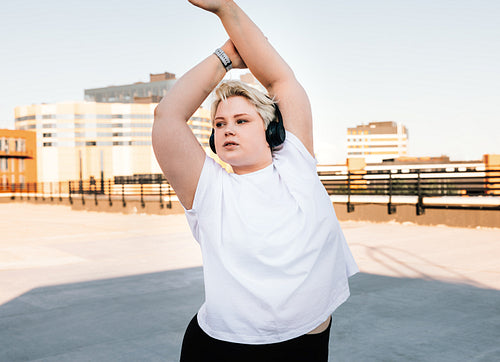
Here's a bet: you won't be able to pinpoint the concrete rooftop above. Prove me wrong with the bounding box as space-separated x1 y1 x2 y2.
1 203 499 361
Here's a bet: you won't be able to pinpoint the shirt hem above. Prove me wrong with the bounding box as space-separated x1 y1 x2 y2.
197 284 351 345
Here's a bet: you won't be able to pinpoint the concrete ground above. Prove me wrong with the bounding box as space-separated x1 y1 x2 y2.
1 203 499 361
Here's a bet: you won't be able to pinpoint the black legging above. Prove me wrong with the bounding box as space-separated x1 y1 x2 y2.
180 314 332 362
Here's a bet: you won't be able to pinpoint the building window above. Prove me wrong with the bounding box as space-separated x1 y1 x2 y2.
15 115 36 122
19 159 25 172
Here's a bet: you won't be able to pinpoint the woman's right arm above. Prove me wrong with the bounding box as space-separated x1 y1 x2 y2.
152 41 242 210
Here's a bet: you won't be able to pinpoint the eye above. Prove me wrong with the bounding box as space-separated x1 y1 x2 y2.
215 122 224 128
236 119 248 124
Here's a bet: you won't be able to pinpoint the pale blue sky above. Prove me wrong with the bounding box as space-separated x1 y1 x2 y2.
1 0 499 163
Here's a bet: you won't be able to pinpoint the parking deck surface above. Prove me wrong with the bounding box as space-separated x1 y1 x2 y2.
1 203 499 361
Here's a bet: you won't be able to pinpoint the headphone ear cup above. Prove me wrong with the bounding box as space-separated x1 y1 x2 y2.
266 104 286 148
209 129 217 154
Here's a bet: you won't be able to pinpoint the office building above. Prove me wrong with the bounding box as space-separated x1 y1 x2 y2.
14 101 211 183
347 121 409 163
85 72 176 103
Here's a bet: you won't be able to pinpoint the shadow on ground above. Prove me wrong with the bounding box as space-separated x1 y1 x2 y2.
1 269 499 362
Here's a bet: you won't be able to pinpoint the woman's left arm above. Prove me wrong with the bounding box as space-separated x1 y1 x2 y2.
189 0 314 157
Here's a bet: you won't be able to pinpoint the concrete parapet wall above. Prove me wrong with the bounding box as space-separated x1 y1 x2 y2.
332 203 499 229
1 195 185 216
3 195 499 228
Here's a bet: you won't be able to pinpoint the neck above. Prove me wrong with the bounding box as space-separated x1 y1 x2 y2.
232 159 272 175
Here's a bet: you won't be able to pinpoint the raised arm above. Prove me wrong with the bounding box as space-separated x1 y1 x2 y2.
189 0 314 156
152 40 245 209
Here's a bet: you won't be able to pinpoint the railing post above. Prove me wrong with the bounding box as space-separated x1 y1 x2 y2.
347 171 354 213
416 170 425 215
122 183 126 207
69 181 73 204
140 182 145 208
108 180 113 206
50 182 54 202
59 181 63 202
94 181 98 206
388 171 396 214
159 182 164 208
10 181 15 200
81 181 85 205
167 183 172 209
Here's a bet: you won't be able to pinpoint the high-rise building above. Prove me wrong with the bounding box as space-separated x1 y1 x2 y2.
0 129 37 190
347 121 408 163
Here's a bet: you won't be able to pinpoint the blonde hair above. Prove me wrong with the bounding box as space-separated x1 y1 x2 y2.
210 80 276 129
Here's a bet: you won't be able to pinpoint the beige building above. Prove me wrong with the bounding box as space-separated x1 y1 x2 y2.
14 101 211 183
347 121 408 163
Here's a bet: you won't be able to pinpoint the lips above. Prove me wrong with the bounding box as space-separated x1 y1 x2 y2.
223 141 239 147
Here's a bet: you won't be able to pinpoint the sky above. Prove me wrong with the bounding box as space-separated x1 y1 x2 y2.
1 0 499 164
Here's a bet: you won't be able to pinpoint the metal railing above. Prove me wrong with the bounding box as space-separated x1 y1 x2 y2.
319 168 500 214
1 179 175 209
2 168 499 214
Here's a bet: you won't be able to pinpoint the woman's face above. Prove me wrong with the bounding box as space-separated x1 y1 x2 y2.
214 96 272 174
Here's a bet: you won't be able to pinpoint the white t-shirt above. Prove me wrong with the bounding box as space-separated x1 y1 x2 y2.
185 131 358 344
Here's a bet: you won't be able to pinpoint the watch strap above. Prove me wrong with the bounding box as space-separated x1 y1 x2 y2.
214 48 233 72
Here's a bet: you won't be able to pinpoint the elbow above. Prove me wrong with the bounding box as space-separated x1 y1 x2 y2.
152 109 168 149
154 104 168 123
153 105 172 130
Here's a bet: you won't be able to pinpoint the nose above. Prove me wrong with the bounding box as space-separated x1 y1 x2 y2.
224 128 235 136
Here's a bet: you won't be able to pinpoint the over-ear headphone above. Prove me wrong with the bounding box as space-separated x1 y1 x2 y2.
209 102 286 154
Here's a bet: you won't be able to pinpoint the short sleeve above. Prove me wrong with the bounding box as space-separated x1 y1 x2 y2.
271 131 322 205
273 131 317 174
186 155 224 213
184 155 224 241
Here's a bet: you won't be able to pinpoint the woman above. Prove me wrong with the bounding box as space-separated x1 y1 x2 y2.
152 0 358 360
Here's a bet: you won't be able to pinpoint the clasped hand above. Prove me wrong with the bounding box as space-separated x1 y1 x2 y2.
188 0 231 14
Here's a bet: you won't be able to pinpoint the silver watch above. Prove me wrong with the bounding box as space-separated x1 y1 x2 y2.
214 48 233 72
